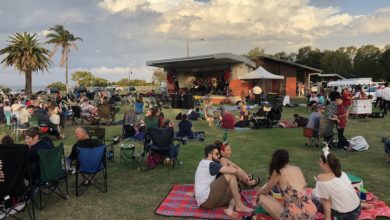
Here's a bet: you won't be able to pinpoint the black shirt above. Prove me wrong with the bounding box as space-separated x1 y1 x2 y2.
68 138 103 160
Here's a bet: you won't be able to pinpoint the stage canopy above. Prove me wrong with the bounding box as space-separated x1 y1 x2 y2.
239 66 284 80
146 53 255 73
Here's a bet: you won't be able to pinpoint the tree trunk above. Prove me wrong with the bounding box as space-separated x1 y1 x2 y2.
25 70 32 95
66 55 69 93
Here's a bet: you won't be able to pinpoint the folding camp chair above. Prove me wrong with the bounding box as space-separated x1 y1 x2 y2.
319 117 338 148
75 145 107 196
36 143 68 209
140 127 181 171
87 127 106 144
0 144 35 220
97 105 112 125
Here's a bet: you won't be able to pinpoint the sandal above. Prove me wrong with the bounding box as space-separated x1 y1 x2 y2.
248 176 260 188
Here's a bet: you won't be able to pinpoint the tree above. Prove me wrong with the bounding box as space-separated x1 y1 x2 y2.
244 47 265 59
152 68 167 85
354 45 383 80
93 77 108 87
46 25 83 92
47 81 66 91
381 48 390 81
0 32 52 94
296 46 323 69
320 50 353 77
71 71 94 86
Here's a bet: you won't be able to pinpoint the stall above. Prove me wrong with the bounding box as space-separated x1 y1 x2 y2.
327 78 373 117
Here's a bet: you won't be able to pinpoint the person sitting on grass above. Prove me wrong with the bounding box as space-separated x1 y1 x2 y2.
313 147 361 220
195 145 254 218
255 149 317 220
384 137 390 165
68 127 103 185
216 141 260 188
293 114 308 127
178 114 194 139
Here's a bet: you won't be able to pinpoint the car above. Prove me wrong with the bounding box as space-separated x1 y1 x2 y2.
73 86 87 94
49 87 59 94
124 86 136 92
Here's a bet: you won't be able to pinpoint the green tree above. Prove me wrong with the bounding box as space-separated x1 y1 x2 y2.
381 48 390 81
46 25 83 92
47 81 66 91
296 46 323 69
320 50 353 77
244 47 265 59
0 32 52 94
71 71 94 86
354 45 383 80
116 78 131 87
93 77 109 87
152 68 167 85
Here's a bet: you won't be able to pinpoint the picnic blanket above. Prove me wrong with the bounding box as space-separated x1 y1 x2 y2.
155 184 254 219
156 184 390 220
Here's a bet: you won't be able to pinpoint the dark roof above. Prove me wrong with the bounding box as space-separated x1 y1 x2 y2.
146 53 256 73
259 56 322 73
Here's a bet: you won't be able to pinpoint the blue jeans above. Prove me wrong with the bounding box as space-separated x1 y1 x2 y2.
332 205 361 220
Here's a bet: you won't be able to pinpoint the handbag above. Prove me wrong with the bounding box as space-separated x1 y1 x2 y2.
303 127 313 137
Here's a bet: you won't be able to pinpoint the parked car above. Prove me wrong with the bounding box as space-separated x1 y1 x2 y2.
73 86 87 94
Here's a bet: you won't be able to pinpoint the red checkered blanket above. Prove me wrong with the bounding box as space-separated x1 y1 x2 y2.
155 184 390 220
155 184 254 219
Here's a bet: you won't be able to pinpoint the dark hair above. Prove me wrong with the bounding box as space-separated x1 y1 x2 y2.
214 140 223 152
293 114 299 118
269 149 289 176
1 135 15 145
320 153 342 177
25 127 40 138
333 86 338 91
204 144 218 158
182 114 187 121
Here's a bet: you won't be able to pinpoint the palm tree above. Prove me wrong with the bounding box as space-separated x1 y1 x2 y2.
0 32 52 95
46 25 83 92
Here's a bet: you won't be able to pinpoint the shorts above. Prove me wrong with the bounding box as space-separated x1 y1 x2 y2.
200 175 232 209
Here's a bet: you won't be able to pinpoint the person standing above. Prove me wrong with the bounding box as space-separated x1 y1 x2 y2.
382 82 390 115
342 87 352 116
375 86 384 109
332 97 350 149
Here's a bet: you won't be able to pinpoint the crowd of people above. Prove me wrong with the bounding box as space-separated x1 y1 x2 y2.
190 77 228 95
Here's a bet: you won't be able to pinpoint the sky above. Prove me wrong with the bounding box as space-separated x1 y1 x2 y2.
0 0 389 87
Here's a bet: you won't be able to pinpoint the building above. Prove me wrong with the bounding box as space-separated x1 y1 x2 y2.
146 53 322 98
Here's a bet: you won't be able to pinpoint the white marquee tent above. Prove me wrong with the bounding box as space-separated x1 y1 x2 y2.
239 66 284 80
327 78 373 87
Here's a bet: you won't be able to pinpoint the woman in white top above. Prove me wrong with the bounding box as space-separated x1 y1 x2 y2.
49 101 61 133
314 147 361 220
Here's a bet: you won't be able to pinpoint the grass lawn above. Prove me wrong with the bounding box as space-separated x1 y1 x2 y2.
1 98 390 219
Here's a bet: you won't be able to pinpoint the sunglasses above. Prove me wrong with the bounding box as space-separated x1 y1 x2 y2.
213 152 220 156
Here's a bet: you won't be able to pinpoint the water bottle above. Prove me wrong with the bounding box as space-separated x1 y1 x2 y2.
222 131 228 142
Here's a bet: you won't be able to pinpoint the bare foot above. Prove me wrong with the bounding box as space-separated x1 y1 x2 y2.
224 209 240 219
235 205 254 213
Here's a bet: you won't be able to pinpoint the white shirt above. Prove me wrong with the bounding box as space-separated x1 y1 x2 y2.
375 88 383 98
194 159 215 206
382 87 390 101
314 172 360 213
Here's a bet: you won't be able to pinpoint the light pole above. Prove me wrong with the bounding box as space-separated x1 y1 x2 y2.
186 38 205 57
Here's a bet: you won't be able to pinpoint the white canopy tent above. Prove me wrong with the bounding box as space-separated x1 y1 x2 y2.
327 78 373 87
239 66 284 94
239 66 284 80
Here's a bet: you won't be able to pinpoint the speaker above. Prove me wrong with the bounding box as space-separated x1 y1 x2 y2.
183 94 194 109
171 94 182 108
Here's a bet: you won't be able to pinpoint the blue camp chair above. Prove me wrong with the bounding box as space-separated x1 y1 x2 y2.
75 145 107 196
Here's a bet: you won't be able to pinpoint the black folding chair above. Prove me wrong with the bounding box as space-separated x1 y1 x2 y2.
36 143 68 209
75 145 107 196
0 144 35 220
140 127 181 171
